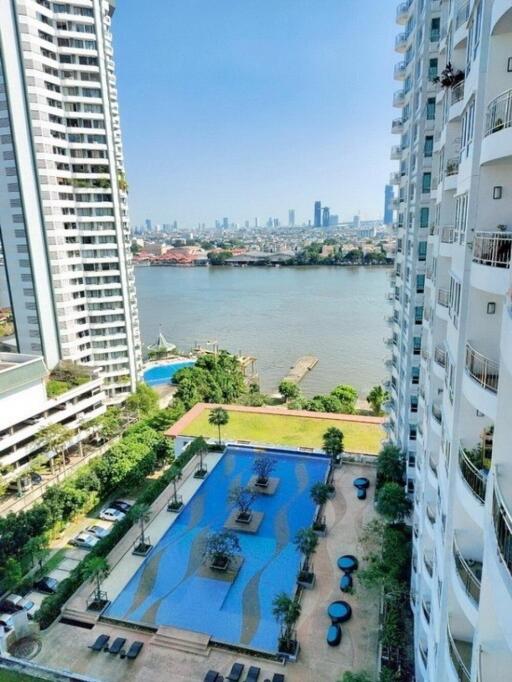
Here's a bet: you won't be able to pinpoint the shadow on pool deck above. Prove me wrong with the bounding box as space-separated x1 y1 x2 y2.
32 462 379 682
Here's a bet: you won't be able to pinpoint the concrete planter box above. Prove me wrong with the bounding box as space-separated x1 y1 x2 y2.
297 571 316 589
278 640 300 662
132 542 152 556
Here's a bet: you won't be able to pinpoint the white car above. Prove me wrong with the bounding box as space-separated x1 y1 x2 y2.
70 532 99 549
86 524 111 539
99 507 126 523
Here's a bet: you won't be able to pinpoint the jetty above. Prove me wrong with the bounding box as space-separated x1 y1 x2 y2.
282 356 319 385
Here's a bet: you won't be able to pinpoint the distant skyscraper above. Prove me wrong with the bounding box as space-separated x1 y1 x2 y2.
288 209 296 227
353 214 360 229
314 201 322 227
329 214 339 226
254 218 259 228
222 217 229 230
383 184 394 225
273 218 279 228
145 218 152 232
322 207 330 228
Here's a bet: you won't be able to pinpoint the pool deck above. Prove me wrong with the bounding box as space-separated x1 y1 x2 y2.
31 461 380 682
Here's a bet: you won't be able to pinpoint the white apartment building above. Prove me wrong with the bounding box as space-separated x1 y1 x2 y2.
0 0 142 403
0 352 105 486
389 1 512 680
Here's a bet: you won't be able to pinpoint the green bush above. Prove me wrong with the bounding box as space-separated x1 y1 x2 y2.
46 379 70 398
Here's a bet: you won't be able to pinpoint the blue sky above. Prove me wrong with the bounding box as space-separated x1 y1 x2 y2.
113 1 396 228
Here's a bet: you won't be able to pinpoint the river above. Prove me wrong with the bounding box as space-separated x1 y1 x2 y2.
135 265 390 397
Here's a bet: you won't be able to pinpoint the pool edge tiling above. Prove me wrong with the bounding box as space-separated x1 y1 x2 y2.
104 447 329 653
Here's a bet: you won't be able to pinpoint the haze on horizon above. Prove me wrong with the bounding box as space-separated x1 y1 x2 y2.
113 0 397 228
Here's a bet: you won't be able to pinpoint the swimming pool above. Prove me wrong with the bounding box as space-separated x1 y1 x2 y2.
143 360 195 386
104 446 329 652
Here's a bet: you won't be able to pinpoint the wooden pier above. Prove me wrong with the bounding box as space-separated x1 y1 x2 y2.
282 356 319 385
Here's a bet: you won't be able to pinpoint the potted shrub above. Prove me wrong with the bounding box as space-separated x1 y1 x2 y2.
203 530 241 572
131 504 152 555
228 485 256 524
322 427 344 468
272 592 301 660
252 454 277 489
84 557 109 611
310 482 330 535
167 475 183 512
294 527 318 588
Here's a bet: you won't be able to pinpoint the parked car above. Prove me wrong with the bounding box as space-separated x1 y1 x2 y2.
0 613 15 631
6 471 43 496
86 524 111 539
69 532 99 550
111 499 132 514
0 594 35 616
33 576 59 594
99 507 126 523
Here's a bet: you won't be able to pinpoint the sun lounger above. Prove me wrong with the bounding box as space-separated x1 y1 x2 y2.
246 667 260 682
204 671 219 682
109 637 127 655
227 662 244 681
89 634 109 651
126 640 144 660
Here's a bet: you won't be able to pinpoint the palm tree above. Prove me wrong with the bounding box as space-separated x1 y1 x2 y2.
83 557 109 610
131 503 151 550
272 592 302 654
366 385 389 416
208 407 229 446
294 527 318 583
322 426 344 466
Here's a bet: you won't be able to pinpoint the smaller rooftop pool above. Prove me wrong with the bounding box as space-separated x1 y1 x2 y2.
143 360 195 386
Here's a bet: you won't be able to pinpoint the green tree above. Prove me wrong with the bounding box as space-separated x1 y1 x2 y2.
82 556 109 607
278 380 300 403
294 527 318 574
310 481 331 506
340 673 373 682
37 423 72 471
131 503 151 548
25 534 48 570
272 592 302 652
322 426 344 465
376 483 411 523
203 530 241 567
366 385 389 416
376 444 404 486
208 407 229 445
125 383 159 417
3 557 22 591
330 384 358 413
92 406 123 440
228 485 256 517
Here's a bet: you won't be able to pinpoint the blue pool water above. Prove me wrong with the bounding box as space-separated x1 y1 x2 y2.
143 360 195 386
105 447 329 652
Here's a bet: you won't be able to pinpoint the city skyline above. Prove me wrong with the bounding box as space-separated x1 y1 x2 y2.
113 0 397 227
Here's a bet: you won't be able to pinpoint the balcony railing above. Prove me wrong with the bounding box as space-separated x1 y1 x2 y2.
451 80 465 105
453 537 482 605
429 456 438 477
391 118 404 133
441 226 455 243
422 600 431 623
424 553 434 576
448 626 472 682
395 32 409 51
492 476 512 581
394 61 407 79
472 231 512 269
485 89 512 137
465 343 499 394
391 145 401 159
455 2 469 29
393 89 405 106
426 504 437 524
438 288 450 307
396 1 411 23
432 404 442 425
458 446 487 504
446 158 460 176
434 345 447 368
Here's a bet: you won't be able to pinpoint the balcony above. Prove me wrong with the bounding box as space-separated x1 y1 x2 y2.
492 477 512 582
396 1 410 25
441 226 456 244
395 32 408 52
389 171 400 185
394 61 407 80
451 81 465 105
465 343 499 394
424 552 434 577
458 446 488 504
393 89 405 107
455 2 469 30
434 345 447 368
390 145 401 160
472 231 512 268
437 288 449 308
447 625 473 682
446 158 460 177
426 503 437 524
453 537 482 606
482 89 512 164
391 117 404 134
421 599 431 624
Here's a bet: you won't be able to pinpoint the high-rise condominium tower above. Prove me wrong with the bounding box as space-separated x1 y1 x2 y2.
389 1 512 680
0 0 141 403
314 200 321 227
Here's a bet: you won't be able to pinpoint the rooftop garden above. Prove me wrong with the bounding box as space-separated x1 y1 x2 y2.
46 361 93 399
179 407 384 454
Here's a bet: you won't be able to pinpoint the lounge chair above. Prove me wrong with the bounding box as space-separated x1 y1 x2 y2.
89 634 109 651
227 662 244 681
246 667 260 682
204 671 219 682
272 674 285 682
109 637 127 655
126 640 144 660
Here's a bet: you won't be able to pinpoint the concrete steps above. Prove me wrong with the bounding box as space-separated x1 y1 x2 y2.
151 626 211 657
60 607 99 626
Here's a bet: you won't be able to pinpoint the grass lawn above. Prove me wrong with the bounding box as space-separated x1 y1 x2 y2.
182 409 384 454
0 671 47 682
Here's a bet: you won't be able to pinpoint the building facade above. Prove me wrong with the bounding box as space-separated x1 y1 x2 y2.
314 200 321 227
389 1 512 680
0 0 141 403
384 183 395 225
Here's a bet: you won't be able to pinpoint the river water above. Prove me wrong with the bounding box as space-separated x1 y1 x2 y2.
0 264 391 396
135 265 390 397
